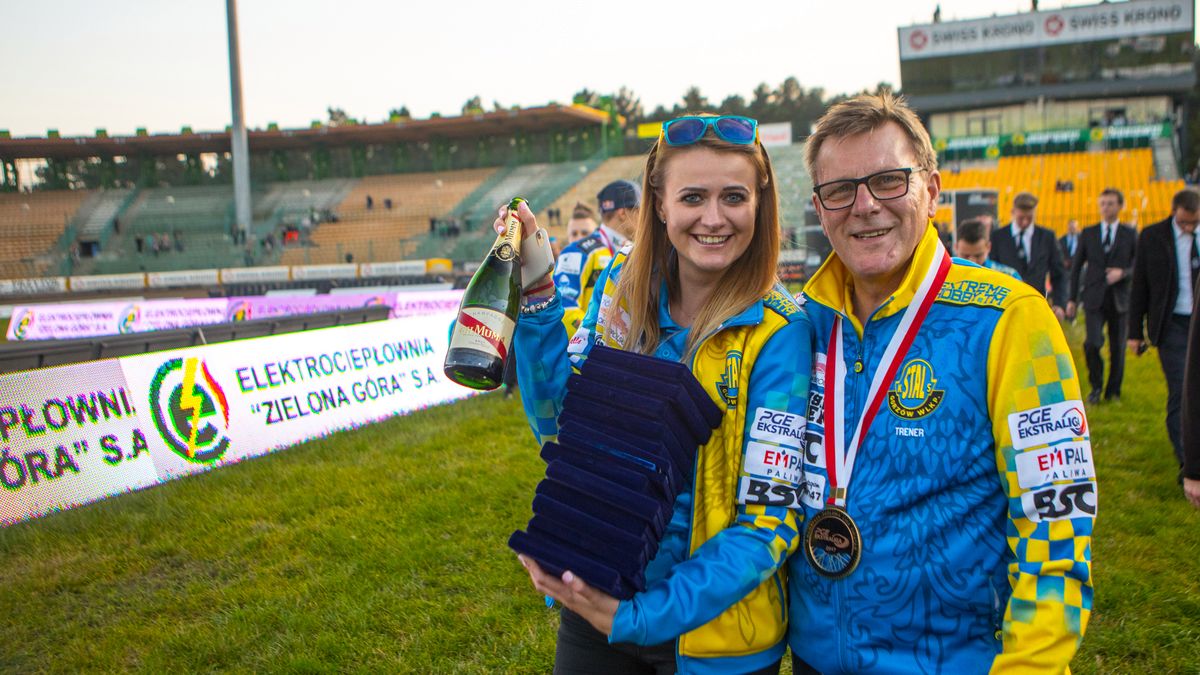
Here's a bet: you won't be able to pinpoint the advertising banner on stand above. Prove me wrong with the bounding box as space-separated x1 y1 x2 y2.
118 313 468 482
0 361 158 526
7 299 231 341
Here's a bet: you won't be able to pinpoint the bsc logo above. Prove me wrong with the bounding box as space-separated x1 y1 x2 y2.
149 357 232 463
118 304 140 334
12 310 33 340
717 350 742 409
887 359 945 420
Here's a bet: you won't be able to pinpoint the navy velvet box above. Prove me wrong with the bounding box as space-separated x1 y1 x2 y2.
509 345 723 600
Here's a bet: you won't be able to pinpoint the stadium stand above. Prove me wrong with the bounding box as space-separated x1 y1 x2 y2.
255 178 354 226
0 190 90 279
73 188 135 250
940 148 1185 234
282 168 495 265
536 154 644 239
0 304 392 375
411 160 604 261
770 143 812 249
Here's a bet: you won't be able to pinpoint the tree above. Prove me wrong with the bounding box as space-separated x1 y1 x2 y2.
388 106 411 120
679 86 712 114
718 94 748 117
326 107 356 127
749 83 774 120
572 88 600 107
613 86 644 124
461 96 484 116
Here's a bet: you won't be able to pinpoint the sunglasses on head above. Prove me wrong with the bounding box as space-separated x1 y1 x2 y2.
662 115 758 146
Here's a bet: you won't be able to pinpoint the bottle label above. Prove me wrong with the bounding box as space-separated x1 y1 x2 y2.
451 307 515 360
492 209 522 262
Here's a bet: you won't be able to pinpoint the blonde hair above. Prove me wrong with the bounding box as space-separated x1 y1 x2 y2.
805 92 937 183
608 118 781 360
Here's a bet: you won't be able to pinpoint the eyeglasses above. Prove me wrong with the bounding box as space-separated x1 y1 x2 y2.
662 115 758 146
813 167 926 210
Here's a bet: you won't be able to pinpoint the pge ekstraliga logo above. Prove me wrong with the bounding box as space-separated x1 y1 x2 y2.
149 356 232 463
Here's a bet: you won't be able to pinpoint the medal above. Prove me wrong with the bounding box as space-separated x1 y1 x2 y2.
804 505 861 578
812 242 951 577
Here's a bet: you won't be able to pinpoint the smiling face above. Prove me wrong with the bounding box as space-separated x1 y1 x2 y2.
811 122 939 292
656 147 758 287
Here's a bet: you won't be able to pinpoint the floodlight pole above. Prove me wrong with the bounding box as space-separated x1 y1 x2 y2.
226 0 252 245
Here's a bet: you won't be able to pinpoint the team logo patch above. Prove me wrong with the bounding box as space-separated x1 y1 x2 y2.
1009 400 1088 450
1021 481 1097 522
149 356 232 463
737 476 802 507
556 252 583 275
12 309 32 340
799 472 826 509
749 407 805 448
227 300 251 322
118 304 140 334
887 359 944 419
744 441 802 484
1015 441 1095 489
716 350 742 409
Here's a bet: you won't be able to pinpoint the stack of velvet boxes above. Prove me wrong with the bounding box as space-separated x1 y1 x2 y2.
509 345 722 599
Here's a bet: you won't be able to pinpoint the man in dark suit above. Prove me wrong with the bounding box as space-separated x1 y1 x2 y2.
1059 219 1081 273
1129 188 1200 481
990 192 1068 318
1068 189 1137 403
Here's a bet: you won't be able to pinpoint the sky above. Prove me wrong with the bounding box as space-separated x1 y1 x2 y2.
1 0 1195 139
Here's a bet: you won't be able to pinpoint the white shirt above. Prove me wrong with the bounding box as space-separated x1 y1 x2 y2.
1173 218 1197 315
1009 222 1034 259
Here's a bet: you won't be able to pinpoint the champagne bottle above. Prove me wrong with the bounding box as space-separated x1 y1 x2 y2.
444 197 525 390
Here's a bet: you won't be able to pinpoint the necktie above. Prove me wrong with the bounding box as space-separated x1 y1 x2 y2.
1016 232 1027 263
1191 234 1199 292
1102 226 1112 253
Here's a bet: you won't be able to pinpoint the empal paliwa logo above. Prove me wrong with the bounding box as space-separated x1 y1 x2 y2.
149 356 232 463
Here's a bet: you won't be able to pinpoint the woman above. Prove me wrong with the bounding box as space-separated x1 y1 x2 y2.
502 115 811 674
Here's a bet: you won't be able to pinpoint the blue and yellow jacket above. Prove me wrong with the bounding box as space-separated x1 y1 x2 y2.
516 249 811 675
553 225 619 334
790 225 1095 674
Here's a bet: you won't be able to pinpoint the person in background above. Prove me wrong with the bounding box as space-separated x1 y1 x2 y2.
552 180 641 334
565 202 597 244
1060 218 1081 274
953 216 1020 278
793 92 1092 674
1068 188 1137 404
1128 188 1200 485
989 191 1068 319
507 113 809 674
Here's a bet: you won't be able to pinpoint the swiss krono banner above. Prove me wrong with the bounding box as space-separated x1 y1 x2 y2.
1 312 472 526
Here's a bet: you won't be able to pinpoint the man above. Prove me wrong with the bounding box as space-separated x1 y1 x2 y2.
553 179 640 334
990 192 1068 318
790 93 1093 673
1128 188 1200 484
953 217 1020 278
1060 219 1081 273
1068 189 1137 404
1183 281 1200 509
565 202 597 244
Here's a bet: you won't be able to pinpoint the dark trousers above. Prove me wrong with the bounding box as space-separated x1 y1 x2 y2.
553 608 781 675
1157 314 1191 472
1083 295 1127 397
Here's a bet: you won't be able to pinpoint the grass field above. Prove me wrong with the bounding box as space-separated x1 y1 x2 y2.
1 323 1199 673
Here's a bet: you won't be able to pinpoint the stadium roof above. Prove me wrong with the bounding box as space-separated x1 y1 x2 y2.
0 104 616 160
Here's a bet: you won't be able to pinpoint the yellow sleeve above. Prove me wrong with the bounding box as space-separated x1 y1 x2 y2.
987 295 1094 674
